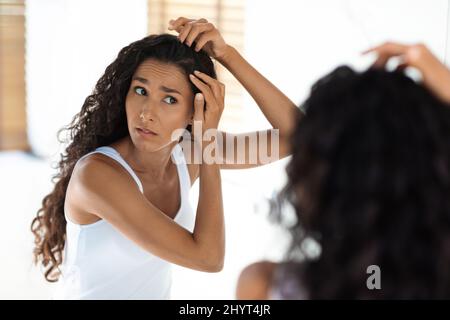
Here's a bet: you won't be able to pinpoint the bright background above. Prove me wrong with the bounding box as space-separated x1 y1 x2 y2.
1 0 450 299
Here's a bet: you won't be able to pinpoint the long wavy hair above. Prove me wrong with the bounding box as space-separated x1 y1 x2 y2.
274 66 450 298
31 34 217 282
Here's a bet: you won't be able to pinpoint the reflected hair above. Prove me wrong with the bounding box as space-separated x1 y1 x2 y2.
273 66 450 298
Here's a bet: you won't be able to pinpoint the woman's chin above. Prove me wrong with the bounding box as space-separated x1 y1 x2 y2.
130 134 170 153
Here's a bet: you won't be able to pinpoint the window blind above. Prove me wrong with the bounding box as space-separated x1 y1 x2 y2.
147 0 246 131
0 0 28 150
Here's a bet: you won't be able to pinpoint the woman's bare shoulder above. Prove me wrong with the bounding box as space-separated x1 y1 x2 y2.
236 261 278 300
73 152 130 183
66 153 138 222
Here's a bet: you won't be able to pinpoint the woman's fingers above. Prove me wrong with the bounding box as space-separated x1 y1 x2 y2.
365 42 409 56
178 23 193 43
193 93 205 122
168 17 194 32
365 42 433 70
190 74 223 130
364 42 410 69
364 42 450 103
192 93 205 143
194 31 215 52
372 55 391 69
193 70 225 103
189 74 217 110
169 17 208 38
184 23 214 47
220 80 225 97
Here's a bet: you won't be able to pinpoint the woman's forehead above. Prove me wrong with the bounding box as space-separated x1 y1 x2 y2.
133 59 191 93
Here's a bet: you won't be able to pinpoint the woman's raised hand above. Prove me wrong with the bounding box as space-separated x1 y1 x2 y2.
189 70 225 135
365 42 450 103
168 17 229 61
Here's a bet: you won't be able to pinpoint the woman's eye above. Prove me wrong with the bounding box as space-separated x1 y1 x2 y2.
134 87 147 96
163 96 177 105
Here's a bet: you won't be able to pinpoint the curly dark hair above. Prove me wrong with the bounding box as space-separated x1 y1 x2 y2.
30 34 217 282
274 66 450 299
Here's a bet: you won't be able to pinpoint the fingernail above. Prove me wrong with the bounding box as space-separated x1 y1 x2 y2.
195 93 203 100
194 70 200 74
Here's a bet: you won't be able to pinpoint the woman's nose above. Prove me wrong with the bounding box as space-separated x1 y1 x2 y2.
140 101 158 122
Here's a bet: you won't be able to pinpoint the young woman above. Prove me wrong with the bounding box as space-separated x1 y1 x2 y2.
31 17 297 299
237 43 450 299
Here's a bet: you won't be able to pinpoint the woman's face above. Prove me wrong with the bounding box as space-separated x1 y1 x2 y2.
125 58 194 152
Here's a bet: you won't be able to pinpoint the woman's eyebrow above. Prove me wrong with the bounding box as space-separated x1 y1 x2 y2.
132 76 148 84
160 86 181 95
132 76 181 95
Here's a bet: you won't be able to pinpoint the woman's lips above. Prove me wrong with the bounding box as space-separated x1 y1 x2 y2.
136 127 157 137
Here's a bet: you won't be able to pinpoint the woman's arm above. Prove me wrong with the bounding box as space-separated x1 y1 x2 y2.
170 17 301 169
217 46 298 139
71 83 225 272
189 85 225 266
71 157 221 272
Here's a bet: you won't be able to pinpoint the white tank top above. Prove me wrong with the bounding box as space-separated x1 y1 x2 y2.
53 144 195 299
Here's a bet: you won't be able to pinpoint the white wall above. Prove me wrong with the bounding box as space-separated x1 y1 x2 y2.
0 152 56 299
244 0 449 128
26 0 148 161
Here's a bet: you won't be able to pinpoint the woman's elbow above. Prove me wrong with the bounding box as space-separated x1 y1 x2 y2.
197 250 224 272
194 241 225 272
203 256 224 273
